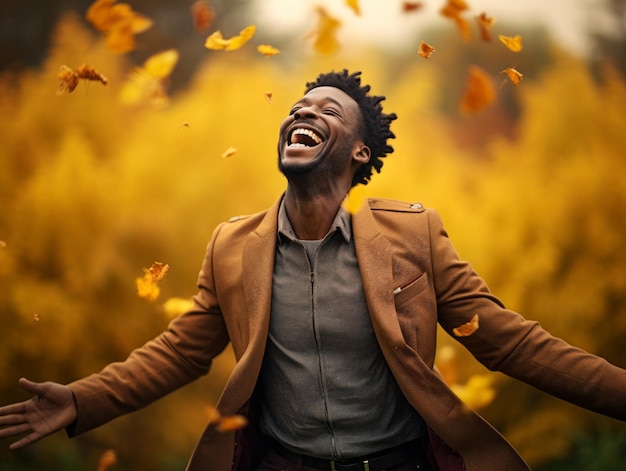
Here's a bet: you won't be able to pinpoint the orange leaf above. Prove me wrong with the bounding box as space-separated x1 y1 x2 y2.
96 450 117 471
502 67 523 86
147 261 169 282
57 64 108 95
459 66 495 115
86 0 152 53
402 2 423 13
452 313 479 337
499 34 523 52
418 40 435 59
476 12 495 42
257 44 280 57
205 25 256 51
205 406 248 432
345 0 361 16
32 313 40 323
190 0 214 33
264 91 273 104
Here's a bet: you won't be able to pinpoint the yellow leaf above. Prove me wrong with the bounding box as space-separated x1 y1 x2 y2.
502 67 523 86
459 66 495 115
452 313 479 337
204 25 256 51
221 146 238 159
119 50 179 107
144 49 179 79
136 272 160 301
264 91 273 104
312 7 341 55
451 374 496 410
499 34 523 52
345 0 361 16
257 44 280 57
418 40 435 59
162 297 195 319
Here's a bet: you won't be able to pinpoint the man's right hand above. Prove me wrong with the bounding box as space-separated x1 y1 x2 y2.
0 378 77 450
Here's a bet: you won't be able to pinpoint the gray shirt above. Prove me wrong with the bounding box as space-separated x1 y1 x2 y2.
258 201 424 460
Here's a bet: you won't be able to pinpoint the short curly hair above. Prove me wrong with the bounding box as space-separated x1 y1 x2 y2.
305 70 397 187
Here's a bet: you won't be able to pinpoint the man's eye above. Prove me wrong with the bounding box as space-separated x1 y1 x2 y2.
323 108 340 116
289 107 300 116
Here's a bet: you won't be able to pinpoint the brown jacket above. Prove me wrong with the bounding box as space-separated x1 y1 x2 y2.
68 196 626 471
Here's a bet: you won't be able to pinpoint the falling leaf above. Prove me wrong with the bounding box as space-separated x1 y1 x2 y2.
310 7 341 55
96 449 117 471
418 40 435 58
136 262 169 301
476 12 495 42
32 313 40 322
459 66 495 115
452 313 480 337
221 146 238 159
450 374 496 410
162 297 194 319
264 91 273 104
502 67 523 86
499 34 523 52
86 0 153 54
204 25 256 51
345 0 361 16
205 406 248 432
190 0 214 33
402 2 423 13
146 261 169 282
178 122 191 129
0 240 6 248
257 44 280 57
119 49 179 107
440 0 471 41
136 272 160 301
57 64 108 95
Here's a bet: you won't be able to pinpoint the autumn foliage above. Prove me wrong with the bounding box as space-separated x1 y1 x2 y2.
1 0 626 470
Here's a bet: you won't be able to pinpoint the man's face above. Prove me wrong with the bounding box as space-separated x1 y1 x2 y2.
277 86 364 179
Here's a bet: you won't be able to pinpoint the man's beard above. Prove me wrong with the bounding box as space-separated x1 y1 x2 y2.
277 138 355 180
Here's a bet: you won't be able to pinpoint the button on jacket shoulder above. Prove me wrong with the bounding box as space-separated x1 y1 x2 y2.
67 196 626 471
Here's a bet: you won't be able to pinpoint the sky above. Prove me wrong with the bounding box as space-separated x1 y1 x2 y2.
253 0 614 57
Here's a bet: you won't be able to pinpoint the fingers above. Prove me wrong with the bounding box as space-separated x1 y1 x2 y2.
0 413 26 427
8 430 42 451
0 422 31 440
18 377 44 396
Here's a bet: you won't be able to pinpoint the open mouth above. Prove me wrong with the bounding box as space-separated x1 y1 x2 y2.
288 127 324 148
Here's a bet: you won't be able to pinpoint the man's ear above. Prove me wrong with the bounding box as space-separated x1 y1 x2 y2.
354 144 371 164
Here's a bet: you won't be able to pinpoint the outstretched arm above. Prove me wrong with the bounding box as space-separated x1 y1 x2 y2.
0 378 77 450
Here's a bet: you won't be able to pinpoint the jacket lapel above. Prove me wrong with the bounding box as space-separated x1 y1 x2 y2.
352 200 530 471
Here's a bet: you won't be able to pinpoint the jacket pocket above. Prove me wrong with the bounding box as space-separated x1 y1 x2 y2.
393 272 429 307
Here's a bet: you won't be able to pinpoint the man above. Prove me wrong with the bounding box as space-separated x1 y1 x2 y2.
0 70 625 471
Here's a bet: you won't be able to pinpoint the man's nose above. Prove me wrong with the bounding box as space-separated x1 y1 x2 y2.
293 106 318 120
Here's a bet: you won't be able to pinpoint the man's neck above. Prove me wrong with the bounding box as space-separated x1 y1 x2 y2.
283 187 347 240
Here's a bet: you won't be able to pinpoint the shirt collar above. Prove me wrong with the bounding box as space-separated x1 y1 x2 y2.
277 198 352 243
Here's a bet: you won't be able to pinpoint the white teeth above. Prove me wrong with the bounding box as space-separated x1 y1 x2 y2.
291 128 322 145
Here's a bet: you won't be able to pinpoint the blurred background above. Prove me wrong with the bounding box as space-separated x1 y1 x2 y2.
1 0 625 469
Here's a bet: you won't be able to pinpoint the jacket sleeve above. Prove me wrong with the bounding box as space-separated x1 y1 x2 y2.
67 224 231 436
427 209 626 421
